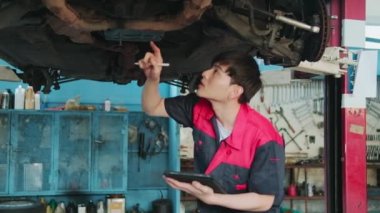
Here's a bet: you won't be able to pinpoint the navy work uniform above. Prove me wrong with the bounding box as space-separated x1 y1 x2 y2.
165 94 285 213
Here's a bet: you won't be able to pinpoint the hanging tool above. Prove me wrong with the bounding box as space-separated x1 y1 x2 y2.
287 130 305 149
292 102 309 114
275 107 296 133
280 128 304 151
138 131 165 162
304 134 310 149
369 101 380 118
147 138 165 159
295 109 312 121
138 133 145 172
313 97 324 115
157 127 168 146
269 113 280 129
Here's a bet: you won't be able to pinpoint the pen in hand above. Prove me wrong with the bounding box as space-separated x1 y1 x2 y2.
134 62 170 67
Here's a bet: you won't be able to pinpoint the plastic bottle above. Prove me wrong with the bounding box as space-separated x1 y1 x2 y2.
35 92 41 110
42 93 48 109
77 204 86 213
66 202 76 213
24 86 35 109
104 99 111 112
46 205 53 213
14 85 25 109
308 183 313 197
6 89 14 109
39 197 47 208
96 200 105 213
54 202 65 213
1 91 9 109
87 200 97 213
48 199 57 213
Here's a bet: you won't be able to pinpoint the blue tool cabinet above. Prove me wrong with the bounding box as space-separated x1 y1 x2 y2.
127 112 169 189
10 111 55 194
0 110 179 211
0 111 10 194
56 112 92 192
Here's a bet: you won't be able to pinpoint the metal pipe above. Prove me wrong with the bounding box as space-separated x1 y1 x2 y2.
254 7 320 33
275 15 320 33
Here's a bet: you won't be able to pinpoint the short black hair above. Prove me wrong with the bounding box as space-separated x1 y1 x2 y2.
212 51 262 103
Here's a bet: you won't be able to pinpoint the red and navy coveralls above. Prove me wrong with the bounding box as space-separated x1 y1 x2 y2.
165 93 285 213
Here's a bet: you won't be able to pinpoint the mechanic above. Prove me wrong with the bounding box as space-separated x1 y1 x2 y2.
137 41 285 213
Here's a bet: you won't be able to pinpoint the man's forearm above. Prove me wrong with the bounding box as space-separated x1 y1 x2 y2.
209 192 274 212
142 78 164 115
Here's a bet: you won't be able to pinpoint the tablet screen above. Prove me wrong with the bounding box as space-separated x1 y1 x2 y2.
163 171 226 194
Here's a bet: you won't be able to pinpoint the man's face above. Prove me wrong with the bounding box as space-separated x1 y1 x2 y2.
196 63 236 102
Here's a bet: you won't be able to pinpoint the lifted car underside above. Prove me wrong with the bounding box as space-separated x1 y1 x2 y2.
0 0 329 93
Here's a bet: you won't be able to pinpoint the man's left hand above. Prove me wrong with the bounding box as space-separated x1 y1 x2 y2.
163 176 217 205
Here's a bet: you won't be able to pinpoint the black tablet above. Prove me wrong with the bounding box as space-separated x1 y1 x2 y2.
163 171 226 194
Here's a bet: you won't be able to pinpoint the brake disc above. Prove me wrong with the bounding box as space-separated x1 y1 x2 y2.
301 0 330 62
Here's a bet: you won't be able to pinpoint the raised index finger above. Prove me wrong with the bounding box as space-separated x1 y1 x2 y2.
150 41 161 57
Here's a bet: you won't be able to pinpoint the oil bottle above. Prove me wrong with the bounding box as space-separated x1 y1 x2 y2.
24 86 35 109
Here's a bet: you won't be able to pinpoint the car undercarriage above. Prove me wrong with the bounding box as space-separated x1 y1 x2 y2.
0 0 329 93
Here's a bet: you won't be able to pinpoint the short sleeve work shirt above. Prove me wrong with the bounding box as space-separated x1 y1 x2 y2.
165 93 285 213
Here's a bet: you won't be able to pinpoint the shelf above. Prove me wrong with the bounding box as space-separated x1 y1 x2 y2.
368 196 380 200
286 164 324 168
367 163 380 168
284 196 324 200
182 196 326 202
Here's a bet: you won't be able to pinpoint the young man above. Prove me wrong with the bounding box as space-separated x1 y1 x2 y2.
137 41 285 213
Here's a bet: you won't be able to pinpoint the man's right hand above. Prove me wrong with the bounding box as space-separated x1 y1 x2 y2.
139 41 169 117
137 41 163 81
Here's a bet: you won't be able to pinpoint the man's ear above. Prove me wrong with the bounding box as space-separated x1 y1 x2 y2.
229 85 244 100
